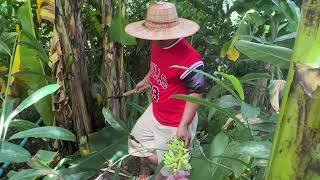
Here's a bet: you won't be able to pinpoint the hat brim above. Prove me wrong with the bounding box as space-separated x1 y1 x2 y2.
125 18 200 40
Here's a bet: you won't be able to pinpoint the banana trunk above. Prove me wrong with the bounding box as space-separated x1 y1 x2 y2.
265 0 320 179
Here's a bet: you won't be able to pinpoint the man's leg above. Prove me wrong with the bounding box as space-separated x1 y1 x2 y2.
128 105 156 178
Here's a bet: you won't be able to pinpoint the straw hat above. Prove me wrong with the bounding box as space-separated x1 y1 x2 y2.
125 2 200 40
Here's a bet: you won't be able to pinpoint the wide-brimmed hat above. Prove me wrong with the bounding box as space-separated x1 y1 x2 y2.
125 2 199 40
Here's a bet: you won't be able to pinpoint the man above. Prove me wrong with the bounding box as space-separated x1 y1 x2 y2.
125 2 205 180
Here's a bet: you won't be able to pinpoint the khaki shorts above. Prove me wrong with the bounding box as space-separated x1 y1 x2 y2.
128 104 198 176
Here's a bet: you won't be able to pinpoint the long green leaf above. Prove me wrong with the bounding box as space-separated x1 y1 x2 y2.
239 73 271 82
210 131 229 159
13 70 55 83
241 102 260 120
110 16 136 45
18 0 54 125
273 32 297 43
28 150 58 168
219 95 240 108
9 126 76 141
6 84 60 123
233 141 271 159
20 29 50 64
0 32 18 43
0 39 11 56
218 72 245 101
208 73 271 99
235 40 292 69
9 119 38 131
0 141 31 163
211 141 251 179
172 94 243 125
171 65 241 101
8 169 55 180
102 107 128 132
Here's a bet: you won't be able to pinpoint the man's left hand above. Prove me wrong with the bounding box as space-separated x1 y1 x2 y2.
176 125 190 148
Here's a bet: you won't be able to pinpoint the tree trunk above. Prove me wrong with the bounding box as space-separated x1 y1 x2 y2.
55 0 93 143
265 0 320 179
102 0 125 120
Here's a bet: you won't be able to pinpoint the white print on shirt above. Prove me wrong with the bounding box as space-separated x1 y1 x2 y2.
151 85 159 102
151 62 168 89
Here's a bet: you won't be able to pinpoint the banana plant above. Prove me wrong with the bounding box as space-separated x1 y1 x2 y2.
265 0 320 179
0 21 75 166
15 0 54 125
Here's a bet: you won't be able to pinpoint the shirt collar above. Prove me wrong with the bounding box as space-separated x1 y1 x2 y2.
161 38 183 49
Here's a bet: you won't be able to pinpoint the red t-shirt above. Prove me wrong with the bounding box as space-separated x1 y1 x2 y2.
150 38 203 127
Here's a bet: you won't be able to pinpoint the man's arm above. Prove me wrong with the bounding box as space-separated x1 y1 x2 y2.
176 93 201 148
176 65 206 148
135 70 151 93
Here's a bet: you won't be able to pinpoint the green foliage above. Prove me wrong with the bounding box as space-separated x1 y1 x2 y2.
235 40 292 69
7 149 58 179
164 138 191 173
0 141 31 163
173 94 242 125
0 39 11 56
1 83 60 141
219 95 240 108
102 107 128 133
8 169 54 180
6 84 59 125
234 141 271 159
217 72 245 101
110 16 137 45
9 126 76 141
240 102 260 120
17 0 54 125
9 119 38 131
53 127 127 179
28 150 58 168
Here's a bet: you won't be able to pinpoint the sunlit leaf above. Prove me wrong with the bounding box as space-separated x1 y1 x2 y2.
227 47 240 61
218 72 244 101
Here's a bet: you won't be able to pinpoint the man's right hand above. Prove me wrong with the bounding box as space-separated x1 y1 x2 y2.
135 80 150 93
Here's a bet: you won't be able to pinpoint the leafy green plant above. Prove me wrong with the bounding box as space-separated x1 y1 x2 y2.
169 65 276 179
163 138 191 174
0 84 76 164
7 150 59 180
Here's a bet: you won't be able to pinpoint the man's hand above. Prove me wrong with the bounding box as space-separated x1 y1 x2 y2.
176 125 190 148
135 80 150 93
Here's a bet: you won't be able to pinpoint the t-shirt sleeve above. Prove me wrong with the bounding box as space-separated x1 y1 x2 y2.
176 50 204 80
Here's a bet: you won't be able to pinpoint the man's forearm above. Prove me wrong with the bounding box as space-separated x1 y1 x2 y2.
143 70 151 82
179 93 201 128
